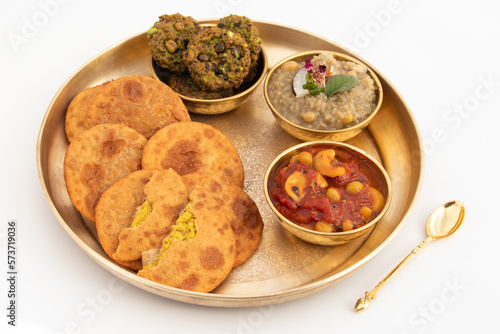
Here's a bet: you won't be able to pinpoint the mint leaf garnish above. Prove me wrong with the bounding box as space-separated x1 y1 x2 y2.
324 74 358 97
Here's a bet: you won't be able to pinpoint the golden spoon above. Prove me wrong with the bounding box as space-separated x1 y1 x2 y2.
355 200 465 312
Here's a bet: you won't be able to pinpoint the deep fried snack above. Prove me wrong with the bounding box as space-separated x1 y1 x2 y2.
141 121 245 188
83 75 190 139
138 178 236 293
112 169 189 263
95 169 190 271
65 81 109 143
218 14 262 82
167 73 233 100
64 124 147 222
183 27 251 91
181 172 263 267
148 13 201 74
95 170 154 271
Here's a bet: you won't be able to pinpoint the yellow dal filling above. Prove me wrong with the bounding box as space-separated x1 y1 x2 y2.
130 199 153 228
143 201 197 269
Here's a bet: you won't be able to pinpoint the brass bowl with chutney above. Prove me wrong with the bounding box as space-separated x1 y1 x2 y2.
264 50 383 142
264 141 392 246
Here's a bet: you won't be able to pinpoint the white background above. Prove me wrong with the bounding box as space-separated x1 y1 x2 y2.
1 0 498 333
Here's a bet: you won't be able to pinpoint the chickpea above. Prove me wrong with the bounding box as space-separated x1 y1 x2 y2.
346 181 364 194
315 173 328 188
340 112 354 125
314 221 333 233
297 152 313 165
301 111 317 123
360 206 373 221
281 61 299 72
342 219 354 231
326 187 341 202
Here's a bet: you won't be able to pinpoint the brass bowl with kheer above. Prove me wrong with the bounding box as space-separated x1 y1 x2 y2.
264 50 383 142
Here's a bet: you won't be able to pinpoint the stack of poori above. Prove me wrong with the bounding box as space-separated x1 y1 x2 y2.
148 13 262 99
63 74 263 293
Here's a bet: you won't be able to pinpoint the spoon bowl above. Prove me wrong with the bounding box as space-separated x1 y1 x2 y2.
427 200 465 239
354 200 465 312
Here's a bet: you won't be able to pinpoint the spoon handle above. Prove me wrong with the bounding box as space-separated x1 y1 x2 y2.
355 236 434 312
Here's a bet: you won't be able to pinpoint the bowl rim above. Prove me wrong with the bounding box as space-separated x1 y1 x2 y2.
150 44 268 104
263 50 383 135
263 140 393 238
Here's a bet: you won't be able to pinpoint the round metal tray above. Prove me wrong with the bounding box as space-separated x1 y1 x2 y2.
36 20 423 307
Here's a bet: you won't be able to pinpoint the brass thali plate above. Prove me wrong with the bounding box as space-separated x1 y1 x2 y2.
36 20 423 307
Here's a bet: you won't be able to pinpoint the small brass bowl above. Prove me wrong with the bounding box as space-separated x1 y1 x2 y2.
263 141 392 246
151 47 268 115
263 50 383 142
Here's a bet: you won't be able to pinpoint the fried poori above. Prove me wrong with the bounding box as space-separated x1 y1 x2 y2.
181 172 263 267
64 124 147 222
95 170 155 271
112 169 189 263
81 75 190 139
138 178 236 293
141 121 245 188
65 81 110 143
